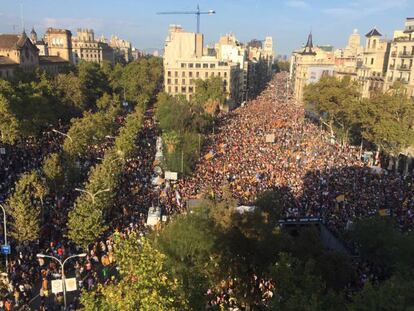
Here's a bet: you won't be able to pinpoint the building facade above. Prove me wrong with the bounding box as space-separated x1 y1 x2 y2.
334 30 363 81
290 33 335 103
109 35 133 63
385 18 414 97
356 28 390 98
0 31 70 78
163 25 242 108
44 28 73 63
71 29 114 65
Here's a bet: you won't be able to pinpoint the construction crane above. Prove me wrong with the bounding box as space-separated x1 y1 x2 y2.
157 4 216 33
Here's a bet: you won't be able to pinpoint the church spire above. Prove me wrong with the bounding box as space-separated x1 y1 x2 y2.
302 32 316 55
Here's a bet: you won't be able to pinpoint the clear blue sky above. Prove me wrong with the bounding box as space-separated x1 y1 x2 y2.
0 0 413 55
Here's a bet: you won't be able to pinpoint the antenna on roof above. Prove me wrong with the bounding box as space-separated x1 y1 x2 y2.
19 0 25 32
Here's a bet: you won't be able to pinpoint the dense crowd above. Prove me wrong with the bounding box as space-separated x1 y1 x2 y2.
1 72 414 310
170 73 414 234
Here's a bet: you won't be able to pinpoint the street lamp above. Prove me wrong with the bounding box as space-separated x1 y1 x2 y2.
52 129 73 142
37 253 87 310
0 204 8 269
74 188 110 204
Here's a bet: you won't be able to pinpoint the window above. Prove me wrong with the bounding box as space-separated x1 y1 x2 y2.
218 72 221 77
181 86 186 93
205 72 208 78
210 64 215 68
189 72 193 78
168 71 171 77
196 63 201 68
175 79 178 84
196 72 200 78
189 86 194 93
182 71 186 77
181 63 186 68
167 79 171 84
211 72 215 77
203 63 208 68
371 58 374 65
224 72 227 78
182 79 186 84
175 86 178 92
189 79 194 84
189 63 194 68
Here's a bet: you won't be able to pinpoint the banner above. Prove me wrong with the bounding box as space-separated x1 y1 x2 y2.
65 278 77 292
51 280 63 294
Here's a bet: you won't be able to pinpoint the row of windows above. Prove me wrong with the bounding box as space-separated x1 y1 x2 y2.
167 86 194 93
167 71 228 78
167 77 228 85
180 62 228 69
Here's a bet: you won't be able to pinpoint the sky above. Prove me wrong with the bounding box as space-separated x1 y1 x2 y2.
0 0 413 55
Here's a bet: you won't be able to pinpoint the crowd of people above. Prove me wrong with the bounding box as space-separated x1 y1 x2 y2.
1 72 414 310
171 72 414 234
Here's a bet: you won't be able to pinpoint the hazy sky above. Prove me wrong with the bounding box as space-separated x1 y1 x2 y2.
0 0 413 55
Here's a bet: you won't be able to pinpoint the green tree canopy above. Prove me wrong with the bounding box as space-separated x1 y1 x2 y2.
80 234 189 311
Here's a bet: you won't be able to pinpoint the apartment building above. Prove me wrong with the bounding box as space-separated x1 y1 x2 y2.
356 28 390 98
163 25 242 108
71 29 114 65
385 18 414 97
290 33 335 103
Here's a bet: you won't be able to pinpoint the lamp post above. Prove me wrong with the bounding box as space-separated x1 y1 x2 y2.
37 253 87 310
0 204 8 269
74 188 110 204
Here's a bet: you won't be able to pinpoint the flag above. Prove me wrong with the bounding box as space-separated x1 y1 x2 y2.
379 209 391 217
336 194 345 202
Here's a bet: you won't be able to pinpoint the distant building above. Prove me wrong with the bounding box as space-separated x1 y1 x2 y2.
163 25 242 109
356 28 390 98
71 29 114 65
290 33 335 102
385 17 414 97
334 30 363 80
109 35 132 63
0 30 70 78
131 47 144 60
44 27 73 63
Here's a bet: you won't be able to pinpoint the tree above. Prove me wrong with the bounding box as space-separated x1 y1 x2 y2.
7 171 47 242
268 253 345 311
304 76 361 143
193 77 226 115
52 72 87 112
80 234 189 311
358 88 414 155
349 277 414 311
154 206 220 309
0 94 20 144
77 61 110 107
42 153 65 194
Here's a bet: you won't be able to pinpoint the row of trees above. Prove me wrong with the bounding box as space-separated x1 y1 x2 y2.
66 103 145 248
3 57 163 245
80 187 414 310
0 58 163 145
155 77 225 174
304 76 414 156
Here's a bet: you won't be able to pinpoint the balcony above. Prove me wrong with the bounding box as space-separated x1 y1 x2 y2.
397 64 412 71
391 51 397 57
389 64 395 69
396 78 409 84
399 52 414 58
